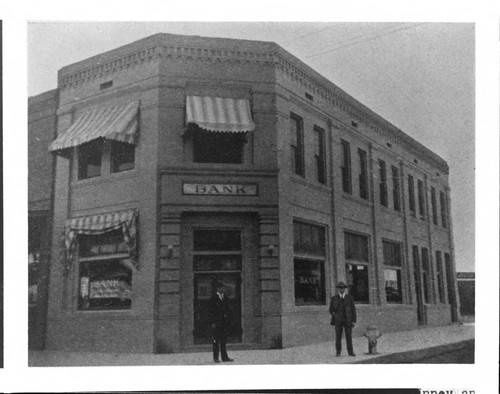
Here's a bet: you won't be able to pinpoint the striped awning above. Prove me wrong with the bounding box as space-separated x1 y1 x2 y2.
63 209 138 273
49 101 139 152
186 96 255 133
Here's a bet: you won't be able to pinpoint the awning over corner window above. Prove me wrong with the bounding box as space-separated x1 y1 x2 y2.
49 101 139 152
63 209 138 273
186 96 255 133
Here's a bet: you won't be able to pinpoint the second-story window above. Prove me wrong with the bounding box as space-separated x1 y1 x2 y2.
392 165 401 212
417 179 426 219
193 129 245 164
408 174 416 215
78 139 102 180
431 187 438 225
358 148 368 200
111 141 135 173
314 126 326 184
440 191 448 228
341 139 352 194
378 159 388 207
290 113 305 176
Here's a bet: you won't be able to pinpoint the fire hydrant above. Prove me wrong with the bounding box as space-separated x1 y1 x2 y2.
363 326 382 354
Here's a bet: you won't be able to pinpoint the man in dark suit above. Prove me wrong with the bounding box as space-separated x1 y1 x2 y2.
329 281 357 357
208 283 234 363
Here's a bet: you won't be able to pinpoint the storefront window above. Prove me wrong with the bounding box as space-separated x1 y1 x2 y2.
78 260 132 311
293 221 326 306
78 231 132 311
346 263 369 303
345 232 370 303
384 268 402 303
294 259 325 305
383 240 403 303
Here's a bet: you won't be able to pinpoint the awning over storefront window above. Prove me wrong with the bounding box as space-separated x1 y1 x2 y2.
186 96 255 133
49 101 139 152
63 209 138 273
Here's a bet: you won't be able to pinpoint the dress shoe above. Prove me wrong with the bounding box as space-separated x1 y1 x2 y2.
222 358 234 362
214 359 221 363
348 353 356 357
336 353 341 357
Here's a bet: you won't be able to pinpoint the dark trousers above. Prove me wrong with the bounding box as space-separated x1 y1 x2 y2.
335 320 354 355
212 329 229 361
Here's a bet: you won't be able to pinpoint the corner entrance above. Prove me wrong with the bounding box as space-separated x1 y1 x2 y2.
192 229 242 344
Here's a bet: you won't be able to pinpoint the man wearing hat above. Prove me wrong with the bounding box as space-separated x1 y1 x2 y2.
329 281 357 357
208 282 234 363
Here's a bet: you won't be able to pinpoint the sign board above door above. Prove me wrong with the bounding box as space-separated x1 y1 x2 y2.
183 183 258 196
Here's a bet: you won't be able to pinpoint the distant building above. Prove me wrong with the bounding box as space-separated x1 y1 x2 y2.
29 33 460 353
457 272 475 316
28 89 58 349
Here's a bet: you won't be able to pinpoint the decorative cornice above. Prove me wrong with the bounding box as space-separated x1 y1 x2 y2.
57 35 449 174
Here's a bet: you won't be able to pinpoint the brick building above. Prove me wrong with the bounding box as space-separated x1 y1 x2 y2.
30 33 460 353
28 89 58 349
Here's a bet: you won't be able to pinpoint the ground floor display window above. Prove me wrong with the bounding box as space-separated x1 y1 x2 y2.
383 240 403 303
344 231 370 303
78 230 132 311
346 263 369 303
294 259 326 305
293 220 326 306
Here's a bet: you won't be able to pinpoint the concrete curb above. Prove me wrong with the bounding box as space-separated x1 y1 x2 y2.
354 339 474 364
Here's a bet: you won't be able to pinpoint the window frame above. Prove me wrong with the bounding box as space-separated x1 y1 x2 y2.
382 240 404 304
378 159 388 207
341 139 352 194
440 191 448 228
290 113 305 177
77 139 103 180
391 165 401 212
344 231 370 304
408 174 416 215
77 231 133 312
421 247 432 304
358 148 369 200
314 126 327 185
435 250 445 303
293 220 327 306
431 186 438 225
110 140 136 173
417 179 426 219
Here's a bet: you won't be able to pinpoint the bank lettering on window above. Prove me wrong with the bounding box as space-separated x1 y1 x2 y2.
183 183 258 196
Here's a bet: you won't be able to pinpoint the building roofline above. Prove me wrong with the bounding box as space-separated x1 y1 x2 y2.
56 32 449 172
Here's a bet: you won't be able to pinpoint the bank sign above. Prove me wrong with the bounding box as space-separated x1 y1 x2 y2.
183 183 258 196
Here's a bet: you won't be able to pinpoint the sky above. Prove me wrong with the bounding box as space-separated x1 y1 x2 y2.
28 21 475 272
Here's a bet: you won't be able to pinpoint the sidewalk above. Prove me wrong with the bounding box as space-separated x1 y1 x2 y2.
29 323 474 366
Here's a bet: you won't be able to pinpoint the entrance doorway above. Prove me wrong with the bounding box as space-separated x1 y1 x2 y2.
192 230 242 344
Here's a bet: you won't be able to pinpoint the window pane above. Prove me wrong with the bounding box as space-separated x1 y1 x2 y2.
341 140 352 194
193 230 241 251
290 114 304 176
344 232 369 261
78 260 132 310
78 139 102 179
314 127 326 184
383 241 402 266
193 130 244 164
392 166 401 211
408 175 415 212
294 222 325 256
431 187 438 224
193 255 242 271
417 180 425 218
384 268 402 303
111 141 135 173
294 259 325 305
79 230 125 257
358 149 368 199
379 160 388 206
346 263 369 303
